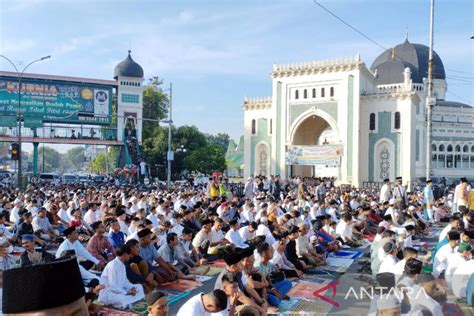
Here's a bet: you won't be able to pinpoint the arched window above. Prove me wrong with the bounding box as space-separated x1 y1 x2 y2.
472 146 474 153
251 119 256 135
303 89 307 99
431 144 437 152
321 88 325 98
463 145 469 152
295 90 299 99
312 88 316 98
330 87 335 97
369 113 376 131
394 112 401 129
269 119 272 134
455 145 461 152
447 145 453 152
439 144 445 152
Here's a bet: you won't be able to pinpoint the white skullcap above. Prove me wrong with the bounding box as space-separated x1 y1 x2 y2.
389 198 396 205
370 201 378 207
408 205 415 211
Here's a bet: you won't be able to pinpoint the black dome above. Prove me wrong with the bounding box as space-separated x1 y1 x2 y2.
114 50 144 79
370 39 445 84
373 60 421 85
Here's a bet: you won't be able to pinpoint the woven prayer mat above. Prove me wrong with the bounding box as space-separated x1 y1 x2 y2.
130 300 148 314
97 306 142 315
328 250 363 260
442 302 466 316
159 289 191 305
276 298 333 316
206 266 223 276
189 265 210 275
287 279 331 300
158 279 202 292
195 274 213 283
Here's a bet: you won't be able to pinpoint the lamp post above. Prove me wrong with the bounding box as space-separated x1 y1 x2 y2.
0 54 51 188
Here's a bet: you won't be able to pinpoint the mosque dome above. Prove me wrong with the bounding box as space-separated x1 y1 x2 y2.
114 50 144 79
370 39 445 84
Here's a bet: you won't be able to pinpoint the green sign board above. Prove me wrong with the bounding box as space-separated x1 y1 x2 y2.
24 116 43 128
0 78 113 126
0 115 16 127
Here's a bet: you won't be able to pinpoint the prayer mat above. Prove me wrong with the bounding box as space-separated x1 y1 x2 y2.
287 279 331 300
195 275 213 283
300 277 329 284
159 279 202 292
328 250 363 260
211 260 226 268
130 300 148 314
442 302 465 316
206 266 223 276
159 289 191 305
323 257 354 273
293 299 333 315
97 306 142 315
277 297 300 313
189 265 210 275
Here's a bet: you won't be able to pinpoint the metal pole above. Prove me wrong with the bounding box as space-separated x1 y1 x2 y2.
105 145 109 174
17 78 22 187
426 0 435 180
167 83 173 186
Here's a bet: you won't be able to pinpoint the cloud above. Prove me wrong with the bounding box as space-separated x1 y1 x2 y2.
52 34 109 57
0 39 36 55
1 0 46 13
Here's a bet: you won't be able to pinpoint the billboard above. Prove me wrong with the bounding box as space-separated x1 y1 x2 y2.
0 78 113 125
286 145 343 166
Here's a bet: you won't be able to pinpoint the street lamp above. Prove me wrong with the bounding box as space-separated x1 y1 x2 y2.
176 145 187 154
0 54 51 188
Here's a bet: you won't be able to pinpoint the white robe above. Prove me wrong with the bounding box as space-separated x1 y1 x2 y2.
98 257 145 309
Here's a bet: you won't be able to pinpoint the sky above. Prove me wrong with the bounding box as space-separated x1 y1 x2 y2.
0 0 473 150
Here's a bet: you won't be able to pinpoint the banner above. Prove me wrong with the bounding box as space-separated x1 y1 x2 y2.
286 145 343 166
0 79 112 125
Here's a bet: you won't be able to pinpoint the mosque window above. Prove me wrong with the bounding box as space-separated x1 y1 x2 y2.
394 112 401 129
330 87 335 97
431 144 437 152
121 93 139 103
439 144 445 152
369 113 376 131
471 145 474 153
455 145 461 152
312 88 316 98
321 88 325 98
464 145 470 153
295 90 299 99
251 119 256 134
447 145 453 152
303 89 307 99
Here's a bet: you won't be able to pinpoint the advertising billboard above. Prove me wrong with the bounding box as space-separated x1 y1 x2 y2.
0 78 113 125
286 145 343 166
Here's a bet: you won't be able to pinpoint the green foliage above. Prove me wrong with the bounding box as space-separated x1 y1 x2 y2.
206 133 230 151
142 85 168 140
184 144 226 175
36 146 63 173
63 147 85 172
87 148 118 174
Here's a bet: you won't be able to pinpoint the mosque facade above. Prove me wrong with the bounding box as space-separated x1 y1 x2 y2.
243 39 474 188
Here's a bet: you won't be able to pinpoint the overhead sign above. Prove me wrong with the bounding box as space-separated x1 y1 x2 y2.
0 78 113 125
286 145 343 166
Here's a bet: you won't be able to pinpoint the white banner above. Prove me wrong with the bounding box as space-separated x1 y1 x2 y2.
286 145 343 166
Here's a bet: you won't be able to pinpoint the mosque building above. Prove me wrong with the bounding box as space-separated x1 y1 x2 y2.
243 38 474 188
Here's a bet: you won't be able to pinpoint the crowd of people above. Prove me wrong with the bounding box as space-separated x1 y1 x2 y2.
0 174 472 315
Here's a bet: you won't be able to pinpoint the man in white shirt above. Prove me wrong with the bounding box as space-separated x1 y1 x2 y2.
326 200 339 224
256 218 276 245
451 249 474 298
146 206 160 228
84 203 100 226
239 222 257 242
57 202 71 224
439 215 461 242
176 289 228 316
433 230 460 278
225 219 247 248
445 242 472 290
98 244 145 309
9 200 22 224
393 247 418 282
335 213 356 245
56 226 100 270
380 179 391 203
379 241 399 274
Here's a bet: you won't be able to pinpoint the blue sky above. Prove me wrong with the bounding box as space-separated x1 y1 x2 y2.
1 0 472 143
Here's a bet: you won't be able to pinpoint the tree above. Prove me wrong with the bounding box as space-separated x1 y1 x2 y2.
36 146 63 173
63 146 85 172
142 82 169 140
184 144 226 175
207 133 230 151
87 148 118 174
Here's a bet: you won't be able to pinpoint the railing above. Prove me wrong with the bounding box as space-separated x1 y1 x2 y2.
376 83 425 94
0 125 118 141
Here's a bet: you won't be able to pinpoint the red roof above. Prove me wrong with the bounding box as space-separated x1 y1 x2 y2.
0 71 117 86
